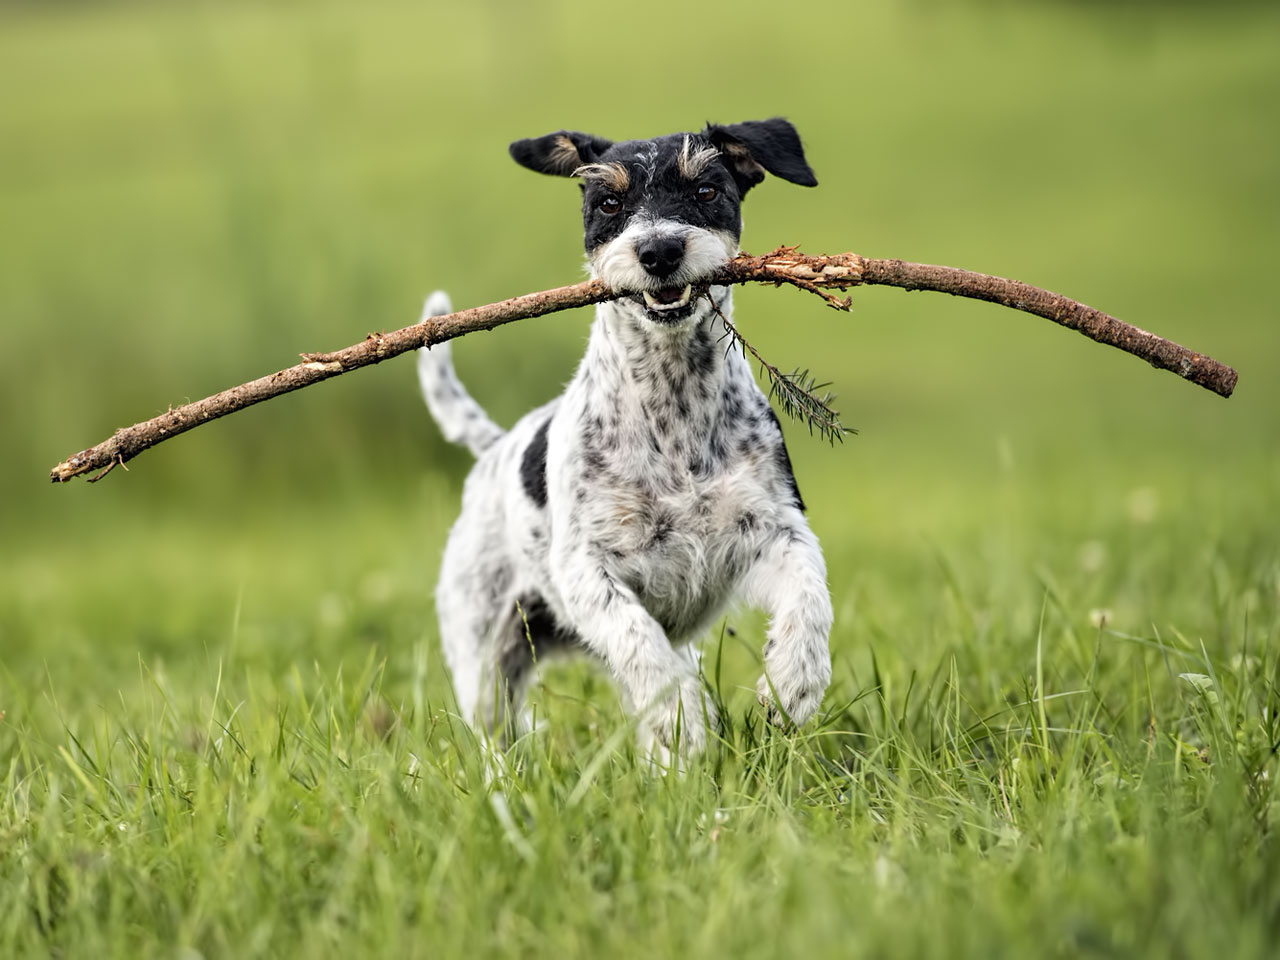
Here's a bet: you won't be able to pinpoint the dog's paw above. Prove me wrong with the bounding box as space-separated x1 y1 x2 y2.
756 644 831 729
646 677 717 756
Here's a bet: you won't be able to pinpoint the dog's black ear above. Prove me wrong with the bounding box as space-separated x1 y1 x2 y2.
509 130 615 177
704 118 817 194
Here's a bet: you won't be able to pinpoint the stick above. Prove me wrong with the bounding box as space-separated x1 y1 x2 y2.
49 247 1238 484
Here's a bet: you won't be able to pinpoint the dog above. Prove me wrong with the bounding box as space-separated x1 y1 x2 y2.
417 118 833 758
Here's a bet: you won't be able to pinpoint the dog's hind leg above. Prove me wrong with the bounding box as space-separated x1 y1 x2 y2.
434 575 492 733
439 568 581 745
478 593 583 744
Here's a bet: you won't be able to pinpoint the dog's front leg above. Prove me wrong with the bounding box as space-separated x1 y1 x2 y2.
554 553 715 756
739 519 833 728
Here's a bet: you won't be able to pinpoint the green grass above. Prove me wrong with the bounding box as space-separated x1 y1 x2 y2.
2 0 1279 956
3 502 1278 958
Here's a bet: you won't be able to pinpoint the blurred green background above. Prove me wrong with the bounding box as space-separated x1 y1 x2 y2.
2 0 1277 687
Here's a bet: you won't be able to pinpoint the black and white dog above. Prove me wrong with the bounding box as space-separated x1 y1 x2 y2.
418 119 832 758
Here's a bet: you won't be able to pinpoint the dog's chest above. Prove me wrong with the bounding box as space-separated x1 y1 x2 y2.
583 444 773 636
588 451 766 551
557 301 784 636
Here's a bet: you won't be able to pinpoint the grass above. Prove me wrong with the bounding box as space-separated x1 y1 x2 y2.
3 488 1276 958
2 0 1278 956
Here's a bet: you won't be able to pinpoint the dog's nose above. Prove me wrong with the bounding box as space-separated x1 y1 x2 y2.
636 236 685 279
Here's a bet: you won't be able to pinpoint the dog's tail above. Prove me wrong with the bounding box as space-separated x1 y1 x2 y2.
416 291 504 458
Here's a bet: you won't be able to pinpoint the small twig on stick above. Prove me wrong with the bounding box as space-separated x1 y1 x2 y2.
708 295 852 444
49 247 1238 484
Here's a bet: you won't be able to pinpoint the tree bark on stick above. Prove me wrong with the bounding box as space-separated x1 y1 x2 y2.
49 247 1238 484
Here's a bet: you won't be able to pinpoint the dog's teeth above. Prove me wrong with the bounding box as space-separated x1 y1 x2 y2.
642 285 693 312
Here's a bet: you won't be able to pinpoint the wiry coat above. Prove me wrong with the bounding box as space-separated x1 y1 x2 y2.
419 119 833 756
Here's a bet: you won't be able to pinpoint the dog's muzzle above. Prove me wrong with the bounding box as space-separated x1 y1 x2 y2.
633 236 695 319
593 219 732 323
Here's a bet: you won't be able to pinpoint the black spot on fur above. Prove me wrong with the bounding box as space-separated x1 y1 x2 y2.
498 593 584 702
649 512 673 547
598 567 619 607
689 333 715 377
710 433 726 463
765 409 805 511
520 418 551 507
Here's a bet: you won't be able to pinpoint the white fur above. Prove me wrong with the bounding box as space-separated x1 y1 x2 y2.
590 217 737 294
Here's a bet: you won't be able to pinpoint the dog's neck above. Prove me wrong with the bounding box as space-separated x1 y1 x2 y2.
576 288 755 467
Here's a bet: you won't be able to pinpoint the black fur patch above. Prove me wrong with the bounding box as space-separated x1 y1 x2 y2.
509 130 615 177
575 132 744 256
499 592 583 693
766 408 805 512
520 417 551 507
706 118 818 195
508 119 816 257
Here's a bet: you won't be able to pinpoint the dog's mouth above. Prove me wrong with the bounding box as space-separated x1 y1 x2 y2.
631 284 695 322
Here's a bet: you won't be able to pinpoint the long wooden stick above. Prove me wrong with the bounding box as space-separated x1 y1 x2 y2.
49 247 1238 484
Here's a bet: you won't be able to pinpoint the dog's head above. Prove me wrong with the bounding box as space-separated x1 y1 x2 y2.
509 119 816 324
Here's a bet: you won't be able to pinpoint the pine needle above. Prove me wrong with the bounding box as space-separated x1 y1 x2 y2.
709 297 855 444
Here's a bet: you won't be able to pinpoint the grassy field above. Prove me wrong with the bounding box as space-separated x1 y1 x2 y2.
2 0 1278 957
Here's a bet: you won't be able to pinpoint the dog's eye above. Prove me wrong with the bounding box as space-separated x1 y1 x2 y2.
598 196 622 215
696 185 717 202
